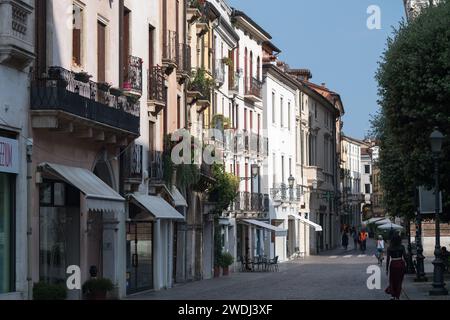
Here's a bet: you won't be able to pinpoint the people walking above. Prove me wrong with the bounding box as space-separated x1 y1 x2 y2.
351 227 358 250
359 229 368 253
376 235 385 265
385 233 406 300
342 231 349 250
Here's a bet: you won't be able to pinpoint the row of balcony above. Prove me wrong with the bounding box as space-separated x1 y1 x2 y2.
270 184 305 203
231 192 270 213
162 30 191 80
224 131 269 157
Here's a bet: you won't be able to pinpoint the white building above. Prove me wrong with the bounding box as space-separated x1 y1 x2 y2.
404 0 442 20
341 136 365 227
262 55 302 262
0 0 35 300
360 144 372 215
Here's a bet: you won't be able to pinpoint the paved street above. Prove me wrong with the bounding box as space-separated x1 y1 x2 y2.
128 240 395 300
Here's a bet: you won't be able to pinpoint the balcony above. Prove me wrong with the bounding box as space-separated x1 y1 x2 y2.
0 0 34 69
270 184 305 204
187 69 212 112
123 55 143 98
149 150 164 182
147 65 166 115
162 30 178 75
30 67 140 140
187 0 205 23
244 77 263 103
304 166 325 189
214 59 225 87
176 43 191 83
123 143 143 191
232 192 269 213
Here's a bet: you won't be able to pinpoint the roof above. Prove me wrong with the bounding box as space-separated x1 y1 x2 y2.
301 80 345 116
263 41 282 54
231 8 272 40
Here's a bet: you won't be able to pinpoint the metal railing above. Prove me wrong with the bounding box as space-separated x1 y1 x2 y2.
271 184 304 203
30 66 140 134
245 77 262 98
148 65 166 103
149 150 164 181
229 71 240 92
232 192 269 212
177 43 191 75
123 55 143 94
214 59 225 85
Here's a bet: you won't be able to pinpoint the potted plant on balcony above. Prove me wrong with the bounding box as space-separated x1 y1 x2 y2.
47 66 68 88
221 57 233 67
220 252 234 276
109 87 123 97
189 68 214 101
74 71 92 83
82 278 114 300
98 82 112 92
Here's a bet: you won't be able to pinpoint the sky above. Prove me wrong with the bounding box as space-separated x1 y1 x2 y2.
227 0 406 140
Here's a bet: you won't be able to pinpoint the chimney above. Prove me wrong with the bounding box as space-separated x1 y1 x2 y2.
321 83 326 88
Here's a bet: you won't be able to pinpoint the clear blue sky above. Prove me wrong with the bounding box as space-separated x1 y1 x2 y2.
228 0 405 140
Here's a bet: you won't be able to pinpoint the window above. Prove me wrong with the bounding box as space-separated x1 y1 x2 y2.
72 4 83 66
97 21 106 82
177 96 181 129
272 153 276 184
314 102 317 119
300 93 304 111
288 102 291 130
289 158 292 176
280 97 284 127
272 92 276 124
281 155 285 183
365 184 371 194
365 165 370 174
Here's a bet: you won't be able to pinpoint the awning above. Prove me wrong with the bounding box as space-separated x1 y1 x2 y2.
171 186 188 207
130 194 185 221
299 216 323 232
39 162 125 212
242 219 286 232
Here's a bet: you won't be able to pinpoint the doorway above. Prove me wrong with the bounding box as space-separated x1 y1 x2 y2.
126 222 153 294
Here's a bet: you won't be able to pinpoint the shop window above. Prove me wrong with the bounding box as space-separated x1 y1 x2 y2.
0 173 14 293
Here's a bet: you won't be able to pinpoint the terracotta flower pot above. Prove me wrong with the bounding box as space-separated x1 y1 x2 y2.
222 266 229 276
214 266 220 278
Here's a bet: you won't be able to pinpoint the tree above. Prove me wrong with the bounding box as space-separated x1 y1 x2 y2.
373 0 450 220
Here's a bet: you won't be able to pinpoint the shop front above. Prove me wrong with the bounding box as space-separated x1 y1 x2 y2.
37 162 126 299
0 135 19 295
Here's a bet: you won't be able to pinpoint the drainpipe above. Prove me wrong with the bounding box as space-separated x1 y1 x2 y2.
26 138 33 300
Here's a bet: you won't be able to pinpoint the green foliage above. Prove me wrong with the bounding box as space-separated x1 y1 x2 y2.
211 114 231 130
33 282 67 300
82 278 114 295
189 68 215 99
219 252 234 268
209 163 239 214
221 57 233 66
372 0 450 220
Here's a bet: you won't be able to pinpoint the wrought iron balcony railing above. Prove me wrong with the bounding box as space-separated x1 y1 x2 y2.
232 192 269 212
30 66 140 134
148 65 166 104
177 43 191 75
149 150 164 182
271 184 304 203
123 55 143 96
245 77 262 99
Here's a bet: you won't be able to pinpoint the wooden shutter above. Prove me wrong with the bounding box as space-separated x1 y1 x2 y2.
97 22 106 83
73 29 81 65
35 0 47 77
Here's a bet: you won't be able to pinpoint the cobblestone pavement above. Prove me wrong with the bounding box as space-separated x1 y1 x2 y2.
128 240 396 300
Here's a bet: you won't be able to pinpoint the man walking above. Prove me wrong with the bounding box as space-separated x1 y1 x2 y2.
359 229 368 253
351 227 358 250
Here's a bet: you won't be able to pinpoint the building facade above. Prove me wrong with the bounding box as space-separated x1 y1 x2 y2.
0 0 35 300
404 0 442 20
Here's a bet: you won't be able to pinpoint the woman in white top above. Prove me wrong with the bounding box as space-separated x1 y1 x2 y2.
376 235 385 265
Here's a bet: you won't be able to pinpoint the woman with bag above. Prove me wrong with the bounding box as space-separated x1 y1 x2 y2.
385 233 406 300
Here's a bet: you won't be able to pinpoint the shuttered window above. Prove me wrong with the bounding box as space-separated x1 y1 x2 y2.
97 21 106 83
72 5 83 66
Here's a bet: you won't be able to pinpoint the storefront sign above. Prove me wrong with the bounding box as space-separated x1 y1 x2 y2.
0 137 18 174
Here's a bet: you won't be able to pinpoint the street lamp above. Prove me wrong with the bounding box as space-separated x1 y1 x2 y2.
288 175 295 189
429 128 448 296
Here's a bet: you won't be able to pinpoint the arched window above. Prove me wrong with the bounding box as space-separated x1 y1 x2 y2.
244 47 248 92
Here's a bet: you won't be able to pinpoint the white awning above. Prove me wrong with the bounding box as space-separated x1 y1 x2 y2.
171 187 188 207
299 216 323 232
39 162 125 213
130 194 185 221
242 219 286 232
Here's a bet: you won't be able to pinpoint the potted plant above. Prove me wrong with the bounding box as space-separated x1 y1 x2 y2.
33 281 67 300
74 71 92 83
98 82 112 92
109 87 123 97
82 278 114 300
221 57 233 67
220 252 234 276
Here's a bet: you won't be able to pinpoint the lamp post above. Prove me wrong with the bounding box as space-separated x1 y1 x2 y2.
414 208 427 282
288 175 295 201
429 128 448 296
